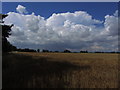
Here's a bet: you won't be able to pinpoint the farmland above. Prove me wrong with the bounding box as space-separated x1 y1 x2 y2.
2 52 119 88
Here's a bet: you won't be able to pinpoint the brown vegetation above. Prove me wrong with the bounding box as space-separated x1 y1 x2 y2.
3 52 119 88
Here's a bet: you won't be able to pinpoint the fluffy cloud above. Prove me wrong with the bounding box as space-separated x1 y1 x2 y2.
46 11 102 27
4 5 118 52
104 14 118 36
16 5 27 14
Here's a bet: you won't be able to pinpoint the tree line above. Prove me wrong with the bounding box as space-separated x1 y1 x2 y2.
12 48 120 54
1 14 17 53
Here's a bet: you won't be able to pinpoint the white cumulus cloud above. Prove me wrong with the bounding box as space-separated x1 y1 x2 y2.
16 5 27 14
3 5 118 52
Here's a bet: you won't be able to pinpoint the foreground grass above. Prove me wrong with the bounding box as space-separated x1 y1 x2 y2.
3 52 119 88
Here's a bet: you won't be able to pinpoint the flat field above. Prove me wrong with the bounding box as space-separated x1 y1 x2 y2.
2 52 119 88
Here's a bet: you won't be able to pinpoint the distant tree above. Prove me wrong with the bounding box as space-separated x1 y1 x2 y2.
64 49 71 53
80 50 88 53
17 48 36 52
49 51 53 53
42 49 49 52
1 14 17 52
54 51 59 53
37 49 39 52
110 51 115 53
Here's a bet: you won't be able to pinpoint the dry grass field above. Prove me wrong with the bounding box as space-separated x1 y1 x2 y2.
2 52 119 88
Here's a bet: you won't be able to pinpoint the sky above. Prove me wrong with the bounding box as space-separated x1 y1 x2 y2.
3 2 118 20
2 2 119 52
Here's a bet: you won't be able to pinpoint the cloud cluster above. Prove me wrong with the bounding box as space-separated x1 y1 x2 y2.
4 5 118 52
16 5 27 14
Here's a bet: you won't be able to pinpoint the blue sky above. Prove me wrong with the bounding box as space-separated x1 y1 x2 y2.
3 2 118 20
2 2 118 52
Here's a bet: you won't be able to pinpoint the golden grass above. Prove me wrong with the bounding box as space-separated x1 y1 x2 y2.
3 52 119 88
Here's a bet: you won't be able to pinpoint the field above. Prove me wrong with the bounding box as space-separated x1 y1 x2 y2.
2 52 119 88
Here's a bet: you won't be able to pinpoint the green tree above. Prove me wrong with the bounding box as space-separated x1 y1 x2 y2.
0 14 17 52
